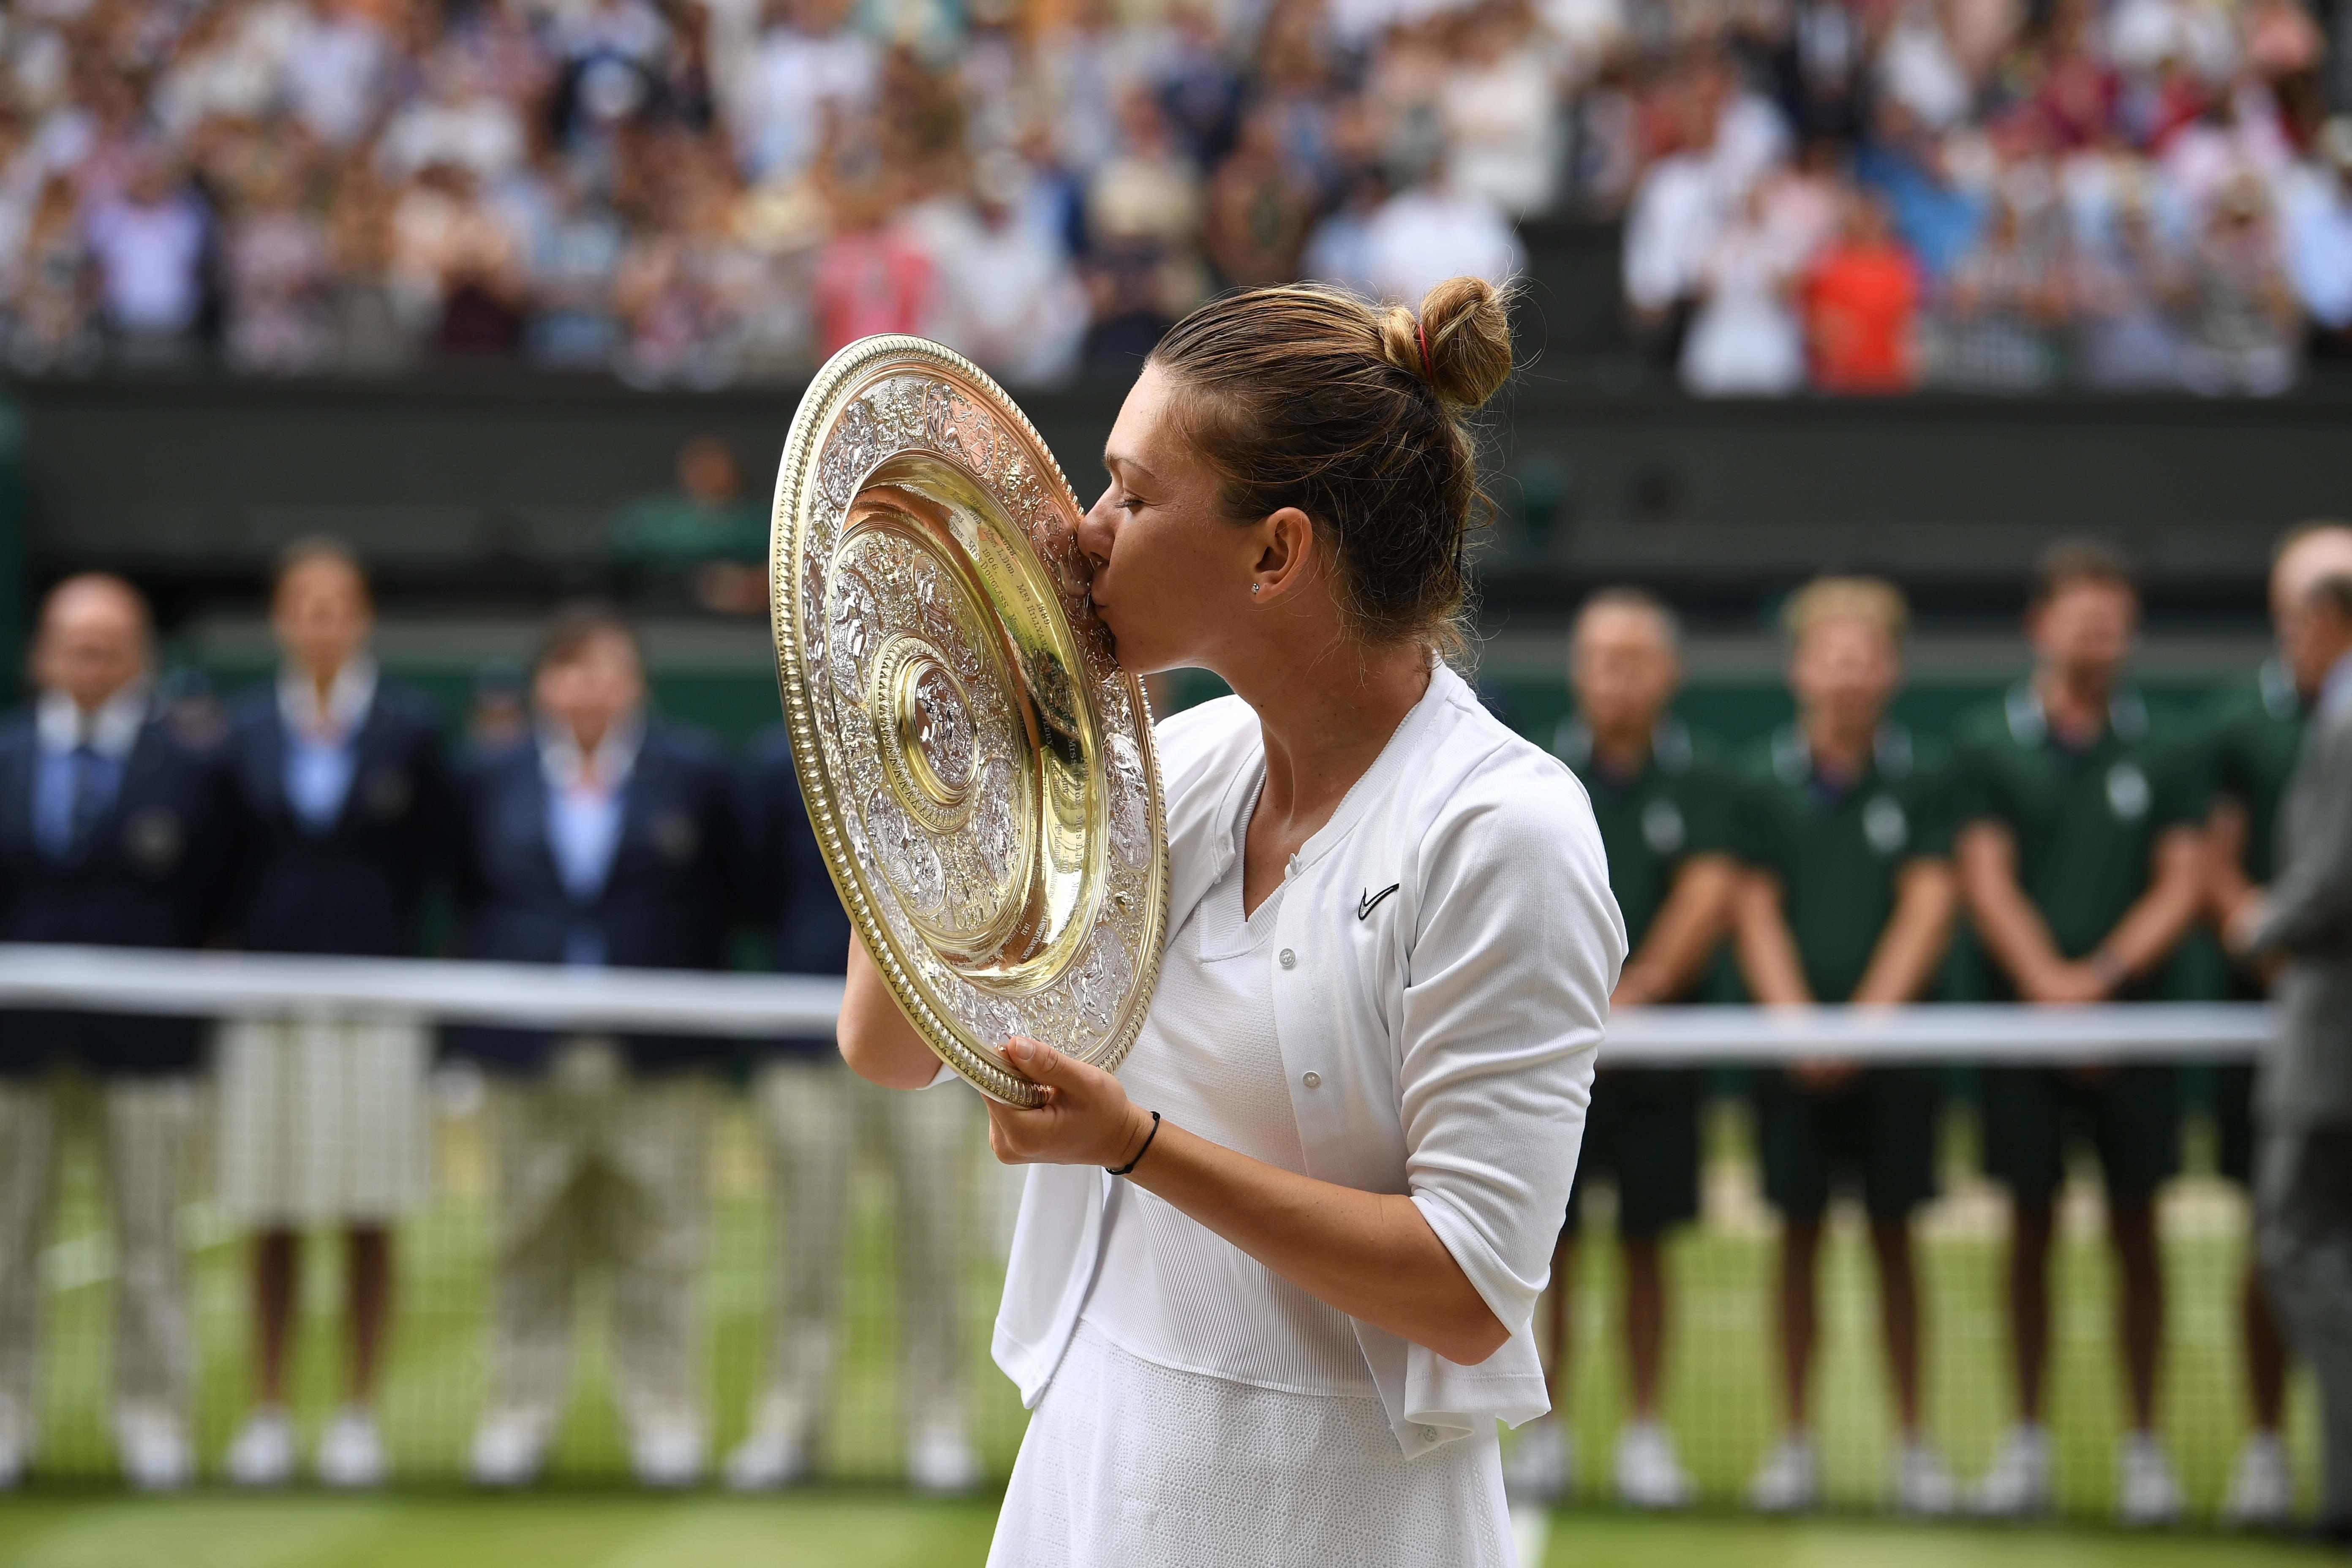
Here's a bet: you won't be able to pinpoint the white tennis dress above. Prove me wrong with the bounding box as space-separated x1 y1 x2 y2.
986 666 1623 1568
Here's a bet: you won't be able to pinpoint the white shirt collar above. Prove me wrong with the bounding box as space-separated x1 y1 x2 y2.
36 682 151 761
538 714 643 793
278 654 378 742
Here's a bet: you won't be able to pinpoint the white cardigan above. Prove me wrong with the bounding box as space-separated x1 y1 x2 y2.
989 663 1625 1458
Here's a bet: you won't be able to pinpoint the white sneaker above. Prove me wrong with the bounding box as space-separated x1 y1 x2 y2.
316 1407 388 1489
2222 1432 2293 1528
2116 1432 2183 1527
1614 1420 1693 1509
907 1424 980 1495
631 1421 705 1489
468 1414 547 1489
1747 1433 1818 1513
1503 1416 1573 1503
1892 1438 1958 1516
117 1408 193 1492
1971 1424 2052 1517
724 1425 811 1492
226 1407 298 1486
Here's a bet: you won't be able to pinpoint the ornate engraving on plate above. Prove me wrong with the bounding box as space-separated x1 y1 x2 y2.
771 337 1169 1105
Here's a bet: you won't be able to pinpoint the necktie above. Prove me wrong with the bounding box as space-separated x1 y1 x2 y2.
65 744 104 860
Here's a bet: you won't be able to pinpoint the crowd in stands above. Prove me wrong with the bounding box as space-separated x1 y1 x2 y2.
1620 0 2352 393
1 0 2343 392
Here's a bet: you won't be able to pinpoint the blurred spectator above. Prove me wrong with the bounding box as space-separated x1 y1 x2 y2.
2282 119 2352 363
2178 175 2301 396
547 0 672 151
1442 0 1560 218
1931 177 2067 391
733 0 879 187
389 162 525 360
1082 87 1207 366
914 153 1088 386
281 0 398 150
1853 102 1984 281
612 435 767 614
223 156 336 375
2071 191 2188 391
377 46 527 184
1203 107 1321 289
1 177 100 375
1802 191 1924 392
326 160 414 374
1680 183 1805 395
810 177 930 359
522 163 626 370
1359 166 1524 307
82 152 210 369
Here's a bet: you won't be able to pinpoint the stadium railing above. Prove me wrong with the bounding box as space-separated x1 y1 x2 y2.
1 945 2293 1523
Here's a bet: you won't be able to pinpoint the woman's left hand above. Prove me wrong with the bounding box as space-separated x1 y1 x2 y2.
984 1036 1155 1170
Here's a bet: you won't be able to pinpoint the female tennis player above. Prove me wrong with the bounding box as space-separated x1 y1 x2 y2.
839 277 1624 1566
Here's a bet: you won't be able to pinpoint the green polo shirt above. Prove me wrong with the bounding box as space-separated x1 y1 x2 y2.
1729 725 1952 1003
1948 683 2205 979
1554 717 1732 992
2205 659 2303 882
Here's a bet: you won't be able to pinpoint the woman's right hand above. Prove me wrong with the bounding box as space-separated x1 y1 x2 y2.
838 936 945 1089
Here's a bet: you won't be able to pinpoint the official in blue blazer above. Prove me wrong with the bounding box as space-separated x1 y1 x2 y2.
0 575 233 1492
721 728 981 1495
215 541 447 1489
449 605 736 1490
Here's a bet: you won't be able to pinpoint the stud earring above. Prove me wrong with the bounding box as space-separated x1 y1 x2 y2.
1250 583 1261 595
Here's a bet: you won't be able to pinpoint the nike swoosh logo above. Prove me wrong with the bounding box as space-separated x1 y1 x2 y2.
1357 883 1400 921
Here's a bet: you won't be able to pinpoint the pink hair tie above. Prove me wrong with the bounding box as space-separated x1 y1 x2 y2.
1415 318 1433 381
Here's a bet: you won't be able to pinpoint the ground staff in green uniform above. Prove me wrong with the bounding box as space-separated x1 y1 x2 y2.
1727 579 1959 1516
1952 541 2207 1525
1508 589 1736 1509
2200 521 2352 1526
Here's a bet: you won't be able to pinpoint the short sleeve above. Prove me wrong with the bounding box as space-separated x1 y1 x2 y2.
1679 758 1740 860
2148 724 2211 832
1905 753 1956 860
1398 767 1623 1342
1944 729 2003 830
1717 764 1783 872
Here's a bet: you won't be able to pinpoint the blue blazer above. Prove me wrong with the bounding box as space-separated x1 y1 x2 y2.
446 724 739 1073
737 729 852 1056
0 706 234 1075
223 683 449 957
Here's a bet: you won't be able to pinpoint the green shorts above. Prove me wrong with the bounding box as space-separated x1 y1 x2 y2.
1757 1067 1942 1222
1980 1064 2181 1202
1564 1068 1702 1240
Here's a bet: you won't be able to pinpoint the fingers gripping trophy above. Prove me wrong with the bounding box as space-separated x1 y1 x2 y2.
771 284 1622 1568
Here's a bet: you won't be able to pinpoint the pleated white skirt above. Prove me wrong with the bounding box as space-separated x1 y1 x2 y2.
988 1320 1513 1568
215 1012 431 1225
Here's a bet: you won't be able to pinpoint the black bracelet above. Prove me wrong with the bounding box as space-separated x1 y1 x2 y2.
1107 1110 1160 1177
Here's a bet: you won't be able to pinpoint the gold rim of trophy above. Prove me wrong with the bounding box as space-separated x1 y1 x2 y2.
770 336 1171 1107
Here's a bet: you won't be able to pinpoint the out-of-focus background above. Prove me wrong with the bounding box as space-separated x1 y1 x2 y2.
1 0 2350 1562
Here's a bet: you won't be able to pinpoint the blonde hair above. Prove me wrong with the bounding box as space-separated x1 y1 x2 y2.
1148 277 1514 651
1783 576 1909 645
